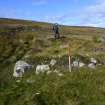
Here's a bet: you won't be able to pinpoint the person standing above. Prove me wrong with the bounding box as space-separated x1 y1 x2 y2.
52 23 60 39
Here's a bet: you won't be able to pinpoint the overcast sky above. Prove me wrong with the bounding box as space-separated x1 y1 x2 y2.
0 0 105 27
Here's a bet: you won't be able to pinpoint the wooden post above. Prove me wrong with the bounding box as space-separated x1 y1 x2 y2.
68 47 71 72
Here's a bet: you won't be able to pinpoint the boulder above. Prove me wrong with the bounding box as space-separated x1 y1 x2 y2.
88 63 96 69
13 60 31 77
36 65 50 74
88 58 97 69
90 58 97 64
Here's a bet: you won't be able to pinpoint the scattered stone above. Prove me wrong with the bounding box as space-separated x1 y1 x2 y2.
36 65 50 74
72 60 79 67
53 70 59 73
72 60 85 68
16 80 21 83
88 58 97 69
46 70 52 75
90 58 97 64
58 73 64 77
26 79 35 84
36 92 41 95
79 62 85 67
88 63 96 69
58 55 62 58
53 70 64 76
50 59 57 66
13 60 32 78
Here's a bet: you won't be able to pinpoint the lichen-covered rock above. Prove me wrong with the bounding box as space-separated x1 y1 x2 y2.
13 60 31 77
36 65 50 74
88 63 96 69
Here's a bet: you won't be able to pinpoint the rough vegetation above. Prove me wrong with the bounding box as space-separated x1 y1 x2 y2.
0 18 105 105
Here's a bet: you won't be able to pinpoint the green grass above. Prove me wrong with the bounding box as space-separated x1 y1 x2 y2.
1 67 105 105
1 18 105 105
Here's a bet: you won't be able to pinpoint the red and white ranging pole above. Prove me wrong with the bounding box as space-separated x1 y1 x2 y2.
68 47 72 72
